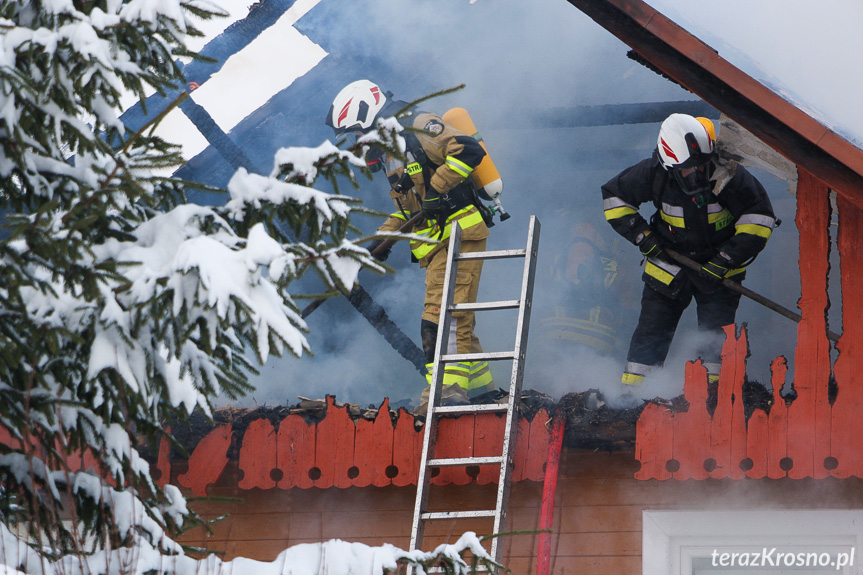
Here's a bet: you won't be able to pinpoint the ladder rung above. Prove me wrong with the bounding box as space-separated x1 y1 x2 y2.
428 566 495 574
421 510 497 520
428 456 504 467
441 351 516 362
451 299 520 312
433 403 507 415
456 249 526 261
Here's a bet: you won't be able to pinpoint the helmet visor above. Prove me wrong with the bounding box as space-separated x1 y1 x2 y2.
675 132 714 170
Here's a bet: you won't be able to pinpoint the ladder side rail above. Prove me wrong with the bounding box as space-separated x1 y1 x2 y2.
408 221 464 561
490 215 542 562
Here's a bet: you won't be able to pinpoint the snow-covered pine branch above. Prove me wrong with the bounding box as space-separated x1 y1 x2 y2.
0 0 417 569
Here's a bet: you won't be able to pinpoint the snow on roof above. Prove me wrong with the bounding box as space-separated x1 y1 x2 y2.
644 0 863 150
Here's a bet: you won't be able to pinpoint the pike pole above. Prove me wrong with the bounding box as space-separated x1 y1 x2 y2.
665 248 841 343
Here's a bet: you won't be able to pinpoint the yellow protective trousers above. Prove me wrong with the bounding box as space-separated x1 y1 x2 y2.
422 237 492 391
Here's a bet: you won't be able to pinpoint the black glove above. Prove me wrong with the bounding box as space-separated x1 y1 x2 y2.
421 191 445 217
366 239 391 262
700 252 733 284
636 230 665 260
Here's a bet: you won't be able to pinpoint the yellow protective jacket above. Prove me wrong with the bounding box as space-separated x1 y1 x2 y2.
377 111 490 267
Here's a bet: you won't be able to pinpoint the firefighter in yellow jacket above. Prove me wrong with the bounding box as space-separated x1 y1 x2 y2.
326 80 493 413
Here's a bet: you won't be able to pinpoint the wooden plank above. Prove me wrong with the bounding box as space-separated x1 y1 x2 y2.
788 169 832 479
506 529 641 557
276 414 316 490
155 428 172 487
558 504 643 533
353 398 394 488
511 415 532 482
831 195 863 478
392 408 421 487
313 396 356 489
473 413 506 485
767 357 790 479
432 415 475 486
505 555 641 575
550 531 641 557
238 418 277 490
728 325 749 479
634 403 673 480
745 409 768 479
523 409 552 482
0 426 21 450
177 424 232 496
672 360 711 480
709 325 736 478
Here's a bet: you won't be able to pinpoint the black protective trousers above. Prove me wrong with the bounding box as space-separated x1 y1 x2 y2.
626 277 743 368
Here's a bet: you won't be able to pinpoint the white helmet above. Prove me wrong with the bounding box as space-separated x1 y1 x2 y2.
657 114 716 195
657 113 715 170
325 79 387 137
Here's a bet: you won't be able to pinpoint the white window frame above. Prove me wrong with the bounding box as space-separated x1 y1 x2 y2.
643 510 863 575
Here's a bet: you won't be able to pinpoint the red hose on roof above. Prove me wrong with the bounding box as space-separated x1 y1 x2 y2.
536 405 566 575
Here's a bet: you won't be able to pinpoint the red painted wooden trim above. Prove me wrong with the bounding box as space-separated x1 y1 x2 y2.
238 418 277 490
353 398 394 488
156 429 171 488
313 396 356 489
635 403 673 480
511 416 531 482
832 195 863 478
728 326 749 479
746 409 768 479
709 325 743 479
788 170 832 479
392 408 421 487
0 426 20 450
178 424 232 496
276 414 316 489
767 357 790 479
672 361 710 480
524 409 552 482
474 413 506 485
432 415 475 486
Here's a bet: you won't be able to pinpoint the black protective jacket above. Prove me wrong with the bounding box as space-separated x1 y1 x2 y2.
602 156 776 297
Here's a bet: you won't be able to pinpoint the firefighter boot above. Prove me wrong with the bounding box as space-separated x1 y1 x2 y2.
414 383 470 417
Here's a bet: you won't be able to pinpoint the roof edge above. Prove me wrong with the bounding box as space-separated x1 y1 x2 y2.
568 0 863 204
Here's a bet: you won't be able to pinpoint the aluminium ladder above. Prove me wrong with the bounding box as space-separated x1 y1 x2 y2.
408 215 541 572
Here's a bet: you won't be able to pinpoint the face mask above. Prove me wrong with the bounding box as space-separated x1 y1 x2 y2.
365 145 385 172
672 163 713 196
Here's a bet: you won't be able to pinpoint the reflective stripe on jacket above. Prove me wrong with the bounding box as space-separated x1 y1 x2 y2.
389 206 486 260
601 156 775 294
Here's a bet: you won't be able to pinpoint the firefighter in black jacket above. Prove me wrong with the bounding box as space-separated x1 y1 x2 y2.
602 113 776 387
326 80 493 413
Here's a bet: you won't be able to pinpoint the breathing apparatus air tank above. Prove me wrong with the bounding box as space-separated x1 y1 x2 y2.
442 107 510 222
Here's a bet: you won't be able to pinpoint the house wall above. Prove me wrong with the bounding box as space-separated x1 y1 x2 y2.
176 447 863 574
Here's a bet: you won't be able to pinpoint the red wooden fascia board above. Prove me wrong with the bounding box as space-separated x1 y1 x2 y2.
165 406 551 494
568 0 863 203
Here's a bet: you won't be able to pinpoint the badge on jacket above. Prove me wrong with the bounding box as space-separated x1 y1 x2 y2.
424 120 444 135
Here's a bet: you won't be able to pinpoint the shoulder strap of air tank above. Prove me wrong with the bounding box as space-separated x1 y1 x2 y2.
402 131 433 190
650 152 668 211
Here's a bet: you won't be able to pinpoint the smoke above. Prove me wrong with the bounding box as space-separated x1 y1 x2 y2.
227 0 806 410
